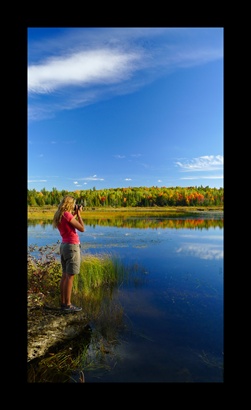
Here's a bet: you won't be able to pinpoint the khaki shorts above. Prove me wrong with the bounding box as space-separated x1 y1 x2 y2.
60 243 81 275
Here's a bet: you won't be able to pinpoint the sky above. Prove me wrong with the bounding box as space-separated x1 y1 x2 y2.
28 27 224 192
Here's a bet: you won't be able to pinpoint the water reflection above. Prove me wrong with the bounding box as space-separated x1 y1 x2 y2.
177 242 223 260
28 217 224 230
28 216 224 383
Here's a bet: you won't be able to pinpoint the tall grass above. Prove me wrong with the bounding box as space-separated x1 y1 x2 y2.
74 252 125 294
28 245 127 308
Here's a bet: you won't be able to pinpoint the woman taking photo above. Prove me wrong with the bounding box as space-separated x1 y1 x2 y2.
52 196 84 312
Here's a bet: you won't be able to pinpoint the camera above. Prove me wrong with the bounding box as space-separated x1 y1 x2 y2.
74 204 82 211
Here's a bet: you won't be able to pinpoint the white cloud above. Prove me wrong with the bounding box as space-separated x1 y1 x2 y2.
28 49 141 94
175 155 223 172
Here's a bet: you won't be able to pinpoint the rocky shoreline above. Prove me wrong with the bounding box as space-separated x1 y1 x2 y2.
27 305 90 362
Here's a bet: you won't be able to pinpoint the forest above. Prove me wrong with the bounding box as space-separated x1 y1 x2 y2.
27 185 224 208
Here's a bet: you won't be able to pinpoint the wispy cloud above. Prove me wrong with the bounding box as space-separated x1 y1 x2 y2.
180 175 223 180
175 155 223 172
76 176 105 181
131 154 142 158
28 49 140 94
28 179 47 183
28 28 223 121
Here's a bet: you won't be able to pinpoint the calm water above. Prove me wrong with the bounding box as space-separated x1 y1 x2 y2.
28 216 224 383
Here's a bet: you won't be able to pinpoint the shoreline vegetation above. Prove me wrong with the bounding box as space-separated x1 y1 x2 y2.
28 206 224 220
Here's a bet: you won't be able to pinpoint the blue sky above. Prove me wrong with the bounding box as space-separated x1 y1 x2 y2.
28 27 223 192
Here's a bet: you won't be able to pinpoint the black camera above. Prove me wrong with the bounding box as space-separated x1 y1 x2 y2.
74 204 82 211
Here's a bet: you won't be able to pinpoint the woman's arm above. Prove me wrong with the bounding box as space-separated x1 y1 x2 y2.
70 207 85 232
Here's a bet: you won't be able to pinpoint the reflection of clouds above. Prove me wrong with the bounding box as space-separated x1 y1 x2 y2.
176 243 223 260
180 234 223 240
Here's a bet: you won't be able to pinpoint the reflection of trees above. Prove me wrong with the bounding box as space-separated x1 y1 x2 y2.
28 218 224 230
28 219 56 228
83 218 223 230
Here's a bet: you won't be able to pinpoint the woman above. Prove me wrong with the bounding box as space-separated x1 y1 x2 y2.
52 196 84 312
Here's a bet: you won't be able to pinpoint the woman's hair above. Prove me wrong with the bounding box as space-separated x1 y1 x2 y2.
52 196 75 228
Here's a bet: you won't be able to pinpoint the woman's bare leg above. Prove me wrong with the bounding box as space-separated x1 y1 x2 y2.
60 272 74 306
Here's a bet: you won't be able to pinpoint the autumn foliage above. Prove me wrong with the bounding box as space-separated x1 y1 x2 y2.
28 185 223 208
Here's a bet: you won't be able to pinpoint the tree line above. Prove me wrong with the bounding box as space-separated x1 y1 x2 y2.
27 186 224 208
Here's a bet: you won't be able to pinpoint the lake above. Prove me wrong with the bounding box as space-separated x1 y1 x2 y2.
28 215 224 383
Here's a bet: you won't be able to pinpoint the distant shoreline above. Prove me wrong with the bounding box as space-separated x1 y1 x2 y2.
28 206 224 220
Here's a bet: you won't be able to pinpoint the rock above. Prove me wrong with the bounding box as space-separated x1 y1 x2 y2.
27 306 89 362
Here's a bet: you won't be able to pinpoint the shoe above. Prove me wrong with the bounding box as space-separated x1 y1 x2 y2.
62 304 82 313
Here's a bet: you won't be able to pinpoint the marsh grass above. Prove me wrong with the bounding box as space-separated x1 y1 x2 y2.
28 205 223 221
75 252 121 292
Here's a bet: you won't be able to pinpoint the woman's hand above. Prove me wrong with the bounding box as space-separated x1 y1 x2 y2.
71 206 84 232
73 205 82 216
